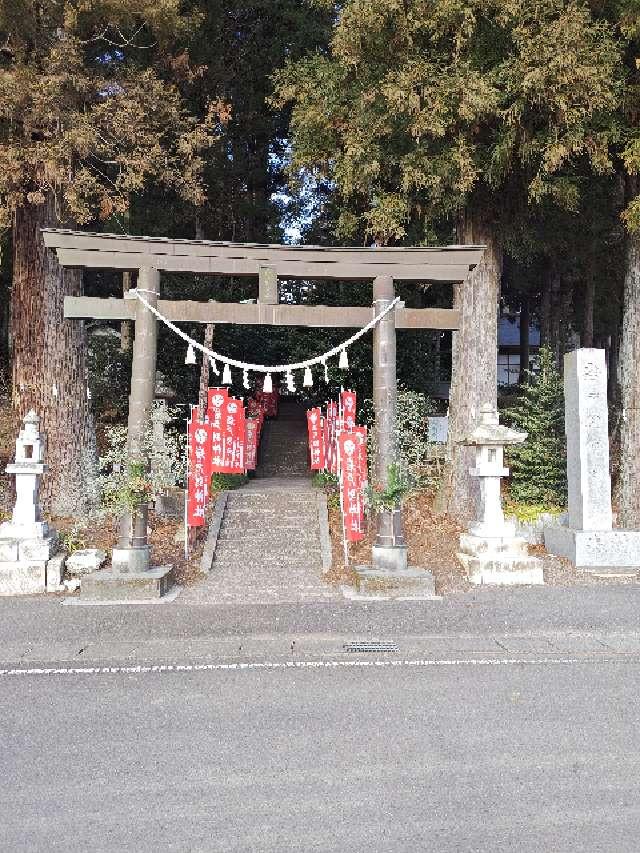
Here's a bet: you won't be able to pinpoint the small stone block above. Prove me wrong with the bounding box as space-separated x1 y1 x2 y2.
371 545 408 574
66 548 108 576
19 534 58 562
46 553 67 590
355 566 436 598
80 566 174 601
0 540 19 561
155 493 183 518
0 561 46 595
544 527 640 569
111 546 149 574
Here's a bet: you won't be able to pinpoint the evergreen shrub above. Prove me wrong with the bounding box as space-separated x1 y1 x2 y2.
504 347 567 506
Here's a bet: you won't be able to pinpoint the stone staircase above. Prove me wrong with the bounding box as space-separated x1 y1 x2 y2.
181 401 335 604
255 399 309 478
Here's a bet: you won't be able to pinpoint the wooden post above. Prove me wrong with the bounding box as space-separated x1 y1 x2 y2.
372 275 405 550
114 266 159 573
198 322 214 414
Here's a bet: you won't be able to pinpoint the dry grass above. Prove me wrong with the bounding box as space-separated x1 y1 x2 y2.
326 489 640 596
52 510 206 586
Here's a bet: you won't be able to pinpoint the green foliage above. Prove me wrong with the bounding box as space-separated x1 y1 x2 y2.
210 473 248 491
0 2 220 228
362 387 438 488
504 347 567 505
274 0 620 244
87 333 132 420
101 460 153 514
503 500 564 523
366 462 411 512
312 470 341 509
312 471 339 490
97 404 186 517
58 525 87 555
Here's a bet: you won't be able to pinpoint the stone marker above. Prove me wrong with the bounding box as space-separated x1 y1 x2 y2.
545 348 640 570
457 404 543 585
66 548 107 576
565 349 612 531
0 411 61 595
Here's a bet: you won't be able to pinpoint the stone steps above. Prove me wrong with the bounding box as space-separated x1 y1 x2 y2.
180 400 336 604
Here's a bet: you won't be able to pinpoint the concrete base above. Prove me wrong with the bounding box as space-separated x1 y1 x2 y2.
80 565 174 601
0 561 46 595
544 526 640 570
459 533 543 586
371 545 408 573
0 533 58 563
0 520 49 540
458 553 544 586
111 546 150 574
355 566 436 599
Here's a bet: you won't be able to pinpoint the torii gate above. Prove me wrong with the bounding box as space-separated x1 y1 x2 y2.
43 229 483 585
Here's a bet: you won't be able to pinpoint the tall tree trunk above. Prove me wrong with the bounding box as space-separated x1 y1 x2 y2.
583 269 595 348
618 228 640 527
540 262 552 348
440 205 501 523
11 199 96 516
518 296 530 384
550 262 562 367
198 323 214 414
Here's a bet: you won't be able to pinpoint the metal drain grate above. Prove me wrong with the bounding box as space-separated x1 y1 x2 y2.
343 641 399 653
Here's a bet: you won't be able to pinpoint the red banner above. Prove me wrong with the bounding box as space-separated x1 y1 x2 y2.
338 431 365 541
207 388 228 472
306 407 325 470
340 390 357 430
326 401 338 474
187 417 212 527
352 426 368 487
245 418 259 471
221 397 246 474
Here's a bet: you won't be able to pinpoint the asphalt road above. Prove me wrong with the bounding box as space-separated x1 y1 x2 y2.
2 653 640 852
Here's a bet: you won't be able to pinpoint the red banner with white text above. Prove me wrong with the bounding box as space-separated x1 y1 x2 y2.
338 431 365 541
306 407 325 470
245 418 259 471
187 414 212 527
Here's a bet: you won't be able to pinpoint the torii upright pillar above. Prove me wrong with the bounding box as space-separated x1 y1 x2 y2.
83 266 174 600
371 275 407 572
112 266 159 573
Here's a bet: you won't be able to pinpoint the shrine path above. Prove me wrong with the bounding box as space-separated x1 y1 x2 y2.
180 400 339 605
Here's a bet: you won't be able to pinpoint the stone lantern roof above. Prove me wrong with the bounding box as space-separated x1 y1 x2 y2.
459 404 527 447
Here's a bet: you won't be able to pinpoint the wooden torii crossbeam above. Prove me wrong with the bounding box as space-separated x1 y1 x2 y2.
43 228 484 585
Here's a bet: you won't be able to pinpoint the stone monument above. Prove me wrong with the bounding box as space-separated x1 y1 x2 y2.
544 348 640 570
457 404 543 585
0 411 64 594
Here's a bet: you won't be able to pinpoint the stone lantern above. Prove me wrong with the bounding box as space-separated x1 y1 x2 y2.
457 404 543 585
0 411 62 595
2 410 48 539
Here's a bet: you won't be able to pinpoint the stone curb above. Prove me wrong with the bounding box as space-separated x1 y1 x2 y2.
316 492 332 574
200 491 229 575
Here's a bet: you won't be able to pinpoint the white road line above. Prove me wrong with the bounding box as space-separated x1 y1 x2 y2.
0 657 635 677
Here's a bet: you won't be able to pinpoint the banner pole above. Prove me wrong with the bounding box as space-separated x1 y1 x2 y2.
184 414 190 560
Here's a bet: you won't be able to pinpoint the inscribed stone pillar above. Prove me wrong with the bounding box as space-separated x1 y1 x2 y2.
564 349 613 531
